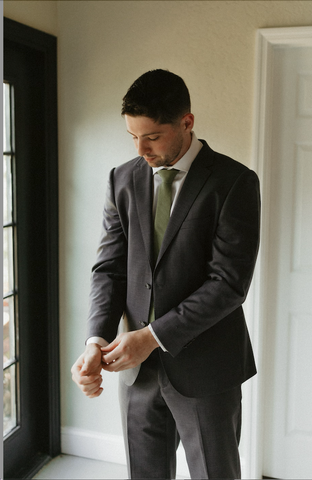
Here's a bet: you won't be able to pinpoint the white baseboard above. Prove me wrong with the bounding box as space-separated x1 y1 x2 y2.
61 426 190 477
61 426 127 466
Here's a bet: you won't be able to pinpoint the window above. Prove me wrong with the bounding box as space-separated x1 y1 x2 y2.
4 17 60 479
3 82 19 438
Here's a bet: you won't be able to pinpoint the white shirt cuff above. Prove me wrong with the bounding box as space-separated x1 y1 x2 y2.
148 324 167 352
86 336 109 347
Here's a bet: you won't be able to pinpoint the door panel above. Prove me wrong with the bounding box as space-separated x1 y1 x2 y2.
263 45 312 479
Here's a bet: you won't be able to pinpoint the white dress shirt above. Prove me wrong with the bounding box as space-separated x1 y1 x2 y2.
87 132 203 349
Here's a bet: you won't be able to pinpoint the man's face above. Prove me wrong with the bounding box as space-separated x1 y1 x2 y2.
125 114 194 168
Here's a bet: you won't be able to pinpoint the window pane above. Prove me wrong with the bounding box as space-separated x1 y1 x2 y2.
3 82 18 440
3 83 11 153
3 227 14 295
3 155 13 225
3 364 17 436
3 296 15 364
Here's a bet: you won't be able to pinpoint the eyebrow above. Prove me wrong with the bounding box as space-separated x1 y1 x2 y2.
127 130 163 137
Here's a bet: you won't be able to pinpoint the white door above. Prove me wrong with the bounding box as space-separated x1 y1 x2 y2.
262 44 312 478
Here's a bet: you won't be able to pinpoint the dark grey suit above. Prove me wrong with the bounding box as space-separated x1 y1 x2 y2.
87 140 260 478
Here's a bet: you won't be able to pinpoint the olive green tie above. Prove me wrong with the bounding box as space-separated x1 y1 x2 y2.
149 169 178 323
154 169 179 259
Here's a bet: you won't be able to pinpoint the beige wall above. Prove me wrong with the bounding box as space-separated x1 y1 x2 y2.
4 0 58 36
4 0 312 440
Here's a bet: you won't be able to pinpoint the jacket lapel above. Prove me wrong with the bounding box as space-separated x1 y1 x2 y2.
133 159 154 268
156 142 214 264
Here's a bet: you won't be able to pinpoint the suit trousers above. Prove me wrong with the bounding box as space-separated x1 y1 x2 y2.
119 350 242 479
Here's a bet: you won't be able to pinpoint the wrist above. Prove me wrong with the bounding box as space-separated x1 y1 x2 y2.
142 326 159 350
85 343 102 353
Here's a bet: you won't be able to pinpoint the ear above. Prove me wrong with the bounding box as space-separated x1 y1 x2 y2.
182 113 195 132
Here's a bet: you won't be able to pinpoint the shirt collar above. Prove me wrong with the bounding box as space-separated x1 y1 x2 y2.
152 131 202 175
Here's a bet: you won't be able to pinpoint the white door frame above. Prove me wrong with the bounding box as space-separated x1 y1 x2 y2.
243 26 312 479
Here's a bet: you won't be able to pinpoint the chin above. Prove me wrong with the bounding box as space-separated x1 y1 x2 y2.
145 158 163 168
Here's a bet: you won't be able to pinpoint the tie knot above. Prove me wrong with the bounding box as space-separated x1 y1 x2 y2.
157 169 179 184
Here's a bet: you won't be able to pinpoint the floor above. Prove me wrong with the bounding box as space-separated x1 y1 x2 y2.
32 455 128 479
32 454 189 479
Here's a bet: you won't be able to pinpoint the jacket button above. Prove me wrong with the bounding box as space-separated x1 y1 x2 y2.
140 321 148 327
145 283 151 289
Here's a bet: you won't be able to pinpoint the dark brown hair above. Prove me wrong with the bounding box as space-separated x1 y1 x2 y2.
121 69 191 124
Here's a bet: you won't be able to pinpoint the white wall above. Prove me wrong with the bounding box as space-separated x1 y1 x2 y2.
56 0 312 441
4 0 312 471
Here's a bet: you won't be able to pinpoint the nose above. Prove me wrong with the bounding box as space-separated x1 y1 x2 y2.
137 138 151 157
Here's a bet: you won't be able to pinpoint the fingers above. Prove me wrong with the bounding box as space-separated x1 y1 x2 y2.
101 349 119 365
78 374 103 398
101 337 122 367
100 332 148 372
101 335 123 357
98 329 159 373
101 345 129 372
101 351 123 372
72 368 103 398
71 345 104 398
101 338 119 354
102 355 130 372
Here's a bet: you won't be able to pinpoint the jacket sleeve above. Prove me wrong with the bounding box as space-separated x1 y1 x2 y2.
151 169 261 357
86 169 127 343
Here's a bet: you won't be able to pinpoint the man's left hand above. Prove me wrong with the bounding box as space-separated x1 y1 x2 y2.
101 327 158 372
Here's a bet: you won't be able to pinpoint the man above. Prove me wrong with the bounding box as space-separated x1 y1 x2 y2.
72 69 260 479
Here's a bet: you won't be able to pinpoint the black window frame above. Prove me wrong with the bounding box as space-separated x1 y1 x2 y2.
3 17 60 479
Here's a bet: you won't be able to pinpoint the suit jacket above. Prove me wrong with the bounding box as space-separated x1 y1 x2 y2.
87 140 260 397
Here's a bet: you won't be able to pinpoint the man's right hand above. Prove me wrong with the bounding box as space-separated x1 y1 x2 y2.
71 343 103 398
